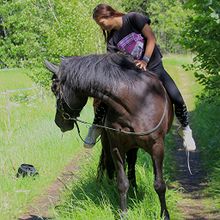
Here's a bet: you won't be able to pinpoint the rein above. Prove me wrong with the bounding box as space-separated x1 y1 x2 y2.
62 92 168 137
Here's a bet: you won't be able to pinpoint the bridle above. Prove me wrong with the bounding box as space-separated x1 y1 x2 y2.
54 80 168 137
56 94 81 121
53 79 81 121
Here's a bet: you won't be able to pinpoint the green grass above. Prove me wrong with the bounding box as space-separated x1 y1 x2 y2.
0 69 34 91
0 69 94 219
191 98 220 210
52 146 182 220
163 54 203 111
165 55 220 211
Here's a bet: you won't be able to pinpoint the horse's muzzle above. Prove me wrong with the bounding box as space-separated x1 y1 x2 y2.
55 112 74 132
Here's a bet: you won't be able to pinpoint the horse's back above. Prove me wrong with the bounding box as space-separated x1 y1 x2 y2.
106 72 173 151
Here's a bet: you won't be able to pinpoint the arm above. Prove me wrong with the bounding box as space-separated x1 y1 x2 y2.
135 24 156 71
142 24 156 59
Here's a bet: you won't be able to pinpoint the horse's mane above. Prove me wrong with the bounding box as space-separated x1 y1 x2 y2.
59 52 157 94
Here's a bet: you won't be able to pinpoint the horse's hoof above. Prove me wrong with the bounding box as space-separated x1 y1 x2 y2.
119 210 128 220
163 212 170 220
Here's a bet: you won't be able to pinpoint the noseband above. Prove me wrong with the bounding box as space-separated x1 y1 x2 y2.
52 79 81 121
57 94 75 121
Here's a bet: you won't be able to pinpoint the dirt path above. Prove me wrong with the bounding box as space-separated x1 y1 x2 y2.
173 131 220 220
171 63 220 220
18 148 92 220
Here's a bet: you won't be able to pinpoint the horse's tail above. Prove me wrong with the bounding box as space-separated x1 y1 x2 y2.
96 147 106 182
97 130 115 182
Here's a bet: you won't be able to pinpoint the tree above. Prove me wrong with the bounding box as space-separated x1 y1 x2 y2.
0 0 121 86
121 0 190 53
181 0 220 99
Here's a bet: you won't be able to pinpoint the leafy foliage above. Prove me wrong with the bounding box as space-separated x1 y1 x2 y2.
0 0 121 87
180 0 220 99
1 0 219 95
121 0 190 53
121 0 220 98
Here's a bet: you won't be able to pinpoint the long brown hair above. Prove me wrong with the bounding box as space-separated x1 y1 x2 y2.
93 4 125 42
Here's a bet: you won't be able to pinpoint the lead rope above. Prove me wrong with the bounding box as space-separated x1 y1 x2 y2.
66 94 168 137
186 150 193 175
74 119 101 144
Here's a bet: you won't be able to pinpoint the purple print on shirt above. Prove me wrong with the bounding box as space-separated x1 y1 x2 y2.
117 33 145 59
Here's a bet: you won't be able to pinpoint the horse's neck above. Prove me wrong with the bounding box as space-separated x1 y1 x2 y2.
89 83 140 116
88 86 132 116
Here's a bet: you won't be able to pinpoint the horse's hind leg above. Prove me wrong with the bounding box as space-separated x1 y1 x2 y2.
151 141 170 220
112 147 129 212
126 148 138 190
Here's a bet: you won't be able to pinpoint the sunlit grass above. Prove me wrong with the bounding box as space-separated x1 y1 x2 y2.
165 54 220 212
52 146 182 220
0 69 94 219
0 68 34 91
163 54 203 111
191 98 220 210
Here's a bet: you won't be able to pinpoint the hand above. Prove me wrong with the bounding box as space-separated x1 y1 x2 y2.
134 60 148 71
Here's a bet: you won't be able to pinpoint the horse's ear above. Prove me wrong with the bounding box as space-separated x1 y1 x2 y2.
45 60 59 78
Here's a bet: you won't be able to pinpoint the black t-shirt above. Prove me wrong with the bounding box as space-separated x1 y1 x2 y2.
107 12 162 69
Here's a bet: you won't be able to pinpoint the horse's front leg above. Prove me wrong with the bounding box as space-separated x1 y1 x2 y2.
112 147 129 212
151 141 170 220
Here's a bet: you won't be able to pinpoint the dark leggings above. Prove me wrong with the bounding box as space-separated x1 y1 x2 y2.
149 62 189 127
93 62 189 128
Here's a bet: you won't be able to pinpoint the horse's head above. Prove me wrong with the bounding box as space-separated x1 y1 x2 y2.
45 60 87 132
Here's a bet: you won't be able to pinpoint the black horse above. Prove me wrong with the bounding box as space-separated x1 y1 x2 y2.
45 53 173 219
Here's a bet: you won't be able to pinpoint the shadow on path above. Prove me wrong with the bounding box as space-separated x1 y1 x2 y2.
172 124 220 220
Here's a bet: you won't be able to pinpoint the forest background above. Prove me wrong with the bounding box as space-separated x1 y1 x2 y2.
0 0 219 98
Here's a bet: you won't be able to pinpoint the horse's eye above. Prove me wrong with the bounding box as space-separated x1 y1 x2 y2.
51 79 60 95
51 84 57 93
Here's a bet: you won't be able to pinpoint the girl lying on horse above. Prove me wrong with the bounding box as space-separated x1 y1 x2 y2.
84 4 196 152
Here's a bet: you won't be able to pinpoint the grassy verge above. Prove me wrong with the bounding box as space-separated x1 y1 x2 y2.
52 145 182 220
164 55 220 211
163 54 203 111
0 69 93 219
191 98 220 209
